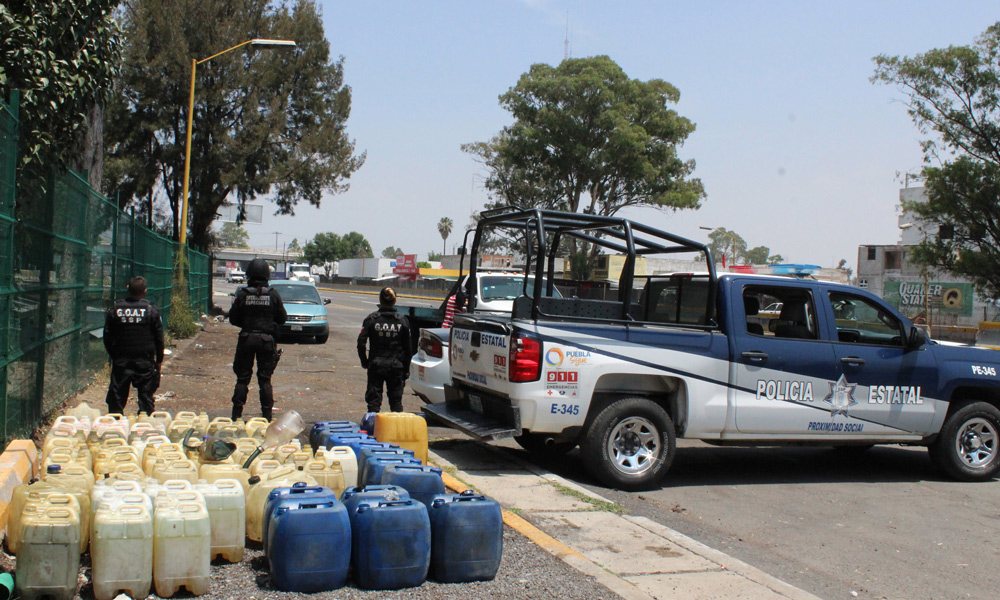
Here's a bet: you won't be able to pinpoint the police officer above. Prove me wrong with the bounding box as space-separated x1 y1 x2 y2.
104 276 164 415
357 287 411 413
229 258 287 420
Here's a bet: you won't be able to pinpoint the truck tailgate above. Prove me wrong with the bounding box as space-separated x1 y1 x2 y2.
449 317 512 396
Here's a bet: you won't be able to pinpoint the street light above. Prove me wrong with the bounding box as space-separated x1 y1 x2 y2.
178 38 296 283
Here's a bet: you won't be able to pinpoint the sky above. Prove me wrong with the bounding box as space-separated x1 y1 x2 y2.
233 1 1000 269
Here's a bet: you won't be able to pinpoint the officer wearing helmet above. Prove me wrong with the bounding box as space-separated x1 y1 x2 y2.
228 258 287 420
357 287 411 413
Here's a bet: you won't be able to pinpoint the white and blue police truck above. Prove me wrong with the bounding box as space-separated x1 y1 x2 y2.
424 208 1000 490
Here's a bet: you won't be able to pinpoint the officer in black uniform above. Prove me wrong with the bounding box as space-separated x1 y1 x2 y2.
357 287 411 413
104 275 164 415
229 258 287 420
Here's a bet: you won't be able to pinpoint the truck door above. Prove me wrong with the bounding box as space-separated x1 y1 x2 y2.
733 282 840 434
825 290 938 433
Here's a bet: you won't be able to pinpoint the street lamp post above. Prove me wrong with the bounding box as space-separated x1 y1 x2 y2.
178 38 295 285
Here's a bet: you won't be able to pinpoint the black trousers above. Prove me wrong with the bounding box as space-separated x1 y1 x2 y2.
106 359 158 415
365 363 406 413
231 332 277 419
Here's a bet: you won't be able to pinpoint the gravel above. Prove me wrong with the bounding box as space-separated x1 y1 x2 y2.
4 525 623 600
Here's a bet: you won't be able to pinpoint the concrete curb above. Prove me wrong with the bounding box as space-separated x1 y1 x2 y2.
439 469 655 600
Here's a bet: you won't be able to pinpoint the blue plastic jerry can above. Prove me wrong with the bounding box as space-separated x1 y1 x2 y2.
380 464 445 508
269 500 351 592
341 485 410 515
262 483 338 557
428 490 503 583
364 456 423 486
358 447 416 485
350 499 431 590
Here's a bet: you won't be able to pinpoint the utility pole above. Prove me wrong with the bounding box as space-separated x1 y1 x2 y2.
272 231 282 251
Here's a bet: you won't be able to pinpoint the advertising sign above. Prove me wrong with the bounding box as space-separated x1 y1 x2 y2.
393 254 419 280
882 280 973 318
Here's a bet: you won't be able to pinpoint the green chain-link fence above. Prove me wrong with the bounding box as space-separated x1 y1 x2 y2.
0 92 209 442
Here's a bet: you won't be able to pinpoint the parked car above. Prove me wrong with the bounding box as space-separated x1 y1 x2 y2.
407 273 562 404
409 327 450 404
269 280 330 343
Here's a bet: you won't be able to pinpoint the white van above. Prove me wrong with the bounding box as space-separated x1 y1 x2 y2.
226 268 246 283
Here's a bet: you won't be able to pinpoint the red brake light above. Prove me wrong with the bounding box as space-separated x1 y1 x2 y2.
419 334 443 358
510 333 541 383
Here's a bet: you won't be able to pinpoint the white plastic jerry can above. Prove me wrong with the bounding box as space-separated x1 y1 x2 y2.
194 478 246 562
91 504 154 600
16 507 82 600
153 501 211 597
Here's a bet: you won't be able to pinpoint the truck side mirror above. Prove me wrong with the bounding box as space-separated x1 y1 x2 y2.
324 298 331 304
908 326 927 348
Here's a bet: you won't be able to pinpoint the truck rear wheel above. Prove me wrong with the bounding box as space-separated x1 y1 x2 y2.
928 401 1000 481
580 396 675 491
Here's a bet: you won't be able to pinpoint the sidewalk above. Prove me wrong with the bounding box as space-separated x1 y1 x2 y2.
430 440 823 600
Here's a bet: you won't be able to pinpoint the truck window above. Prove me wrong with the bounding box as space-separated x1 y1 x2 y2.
829 291 904 346
743 285 818 340
644 276 711 325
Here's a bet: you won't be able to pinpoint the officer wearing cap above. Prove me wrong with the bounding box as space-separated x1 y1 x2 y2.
229 258 287 420
104 275 164 415
357 287 411 413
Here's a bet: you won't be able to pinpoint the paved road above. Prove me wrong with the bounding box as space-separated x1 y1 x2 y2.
216 283 1000 599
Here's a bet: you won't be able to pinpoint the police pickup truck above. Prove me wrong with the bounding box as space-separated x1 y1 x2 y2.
423 208 1000 490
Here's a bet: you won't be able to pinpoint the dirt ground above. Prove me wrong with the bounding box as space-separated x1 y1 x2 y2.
69 316 435 432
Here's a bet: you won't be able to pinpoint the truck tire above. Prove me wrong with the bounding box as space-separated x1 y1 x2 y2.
315 333 329 344
928 401 1000 481
580 396 675 491
514 432 576 456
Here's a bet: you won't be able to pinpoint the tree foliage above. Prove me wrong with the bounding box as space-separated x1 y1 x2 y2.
464 56 704 269
106 0 365 248
303 231 373 272
214 222 250 248
287 237 300 252
381 246 403 258
0 0 122 183
707 228 747 265
437 217 453 255
873 23 1000 298
427 251 443 262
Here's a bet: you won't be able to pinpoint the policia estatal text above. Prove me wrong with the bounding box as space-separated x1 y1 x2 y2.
103 276 164 414
229 258 287 420
357 287 411 412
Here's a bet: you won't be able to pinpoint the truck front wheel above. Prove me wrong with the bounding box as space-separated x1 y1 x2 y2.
929 401 1000 481
580 396 675 491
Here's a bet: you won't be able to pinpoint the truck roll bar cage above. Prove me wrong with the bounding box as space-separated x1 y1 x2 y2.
468 207 718 327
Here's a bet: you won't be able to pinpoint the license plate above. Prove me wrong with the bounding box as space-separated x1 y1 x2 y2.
290 325 302 331
469 394 483 414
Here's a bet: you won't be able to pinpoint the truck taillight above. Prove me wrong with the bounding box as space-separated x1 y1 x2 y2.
419 333 443 358
510 333 541 383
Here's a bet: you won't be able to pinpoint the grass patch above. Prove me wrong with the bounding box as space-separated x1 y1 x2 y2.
507 507 523 517
548 481 626 514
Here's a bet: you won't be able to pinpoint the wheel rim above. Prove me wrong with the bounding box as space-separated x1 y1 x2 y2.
955 417 998 469
607 416 661 476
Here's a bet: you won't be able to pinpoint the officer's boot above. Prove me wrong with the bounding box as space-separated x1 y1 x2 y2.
261 406 273 421
231 405 243 420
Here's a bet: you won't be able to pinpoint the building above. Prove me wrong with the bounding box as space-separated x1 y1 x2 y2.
855 186 993 342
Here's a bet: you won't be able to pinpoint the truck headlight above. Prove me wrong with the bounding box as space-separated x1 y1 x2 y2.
314 315 327 321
